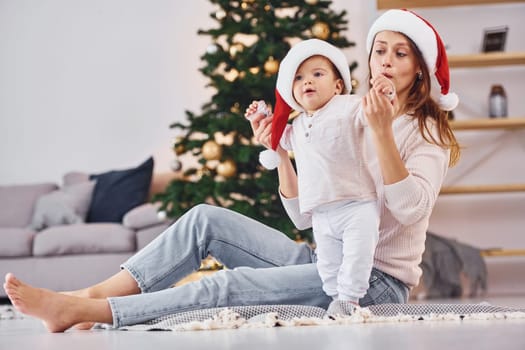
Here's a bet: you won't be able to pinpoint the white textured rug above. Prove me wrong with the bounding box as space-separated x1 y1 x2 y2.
0 305 27 320
114 303 525 331
2 303 525 331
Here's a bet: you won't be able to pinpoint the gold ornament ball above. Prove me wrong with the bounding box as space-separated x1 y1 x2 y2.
312 22 330 40
224 69 239 82
230 102 241 114
173 143 185 156
305 0 319 4
217 159 237 178
264 56 279 74
202 140 223 161
351 78 359 90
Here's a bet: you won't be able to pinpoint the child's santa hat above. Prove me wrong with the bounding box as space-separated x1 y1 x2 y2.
259 39 352 169
365 9 459 111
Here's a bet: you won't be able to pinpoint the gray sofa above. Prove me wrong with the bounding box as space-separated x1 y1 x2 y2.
0 161 175 297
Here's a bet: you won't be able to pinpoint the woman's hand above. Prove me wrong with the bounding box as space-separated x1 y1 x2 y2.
362 77 409 185
245 100 273 149
370 75 396 101
362 77 397 136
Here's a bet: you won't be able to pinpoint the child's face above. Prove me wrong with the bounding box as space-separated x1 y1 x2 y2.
369 31 420 100
292 55 343 115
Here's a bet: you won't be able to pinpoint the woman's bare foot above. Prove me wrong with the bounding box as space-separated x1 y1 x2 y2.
3 273 112 333
59 270 141 330
60 290 96 330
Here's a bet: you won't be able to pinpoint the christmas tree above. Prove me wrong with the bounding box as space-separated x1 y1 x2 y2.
154 0 356 242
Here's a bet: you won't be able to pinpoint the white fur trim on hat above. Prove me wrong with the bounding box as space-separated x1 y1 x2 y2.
259 149 281 170
276 39 352 112
366 9 459 111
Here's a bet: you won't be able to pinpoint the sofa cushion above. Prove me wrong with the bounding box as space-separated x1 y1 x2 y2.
33 223 136 256
0 228 36 257
63 171 90 186
136 223 171 250
87 157 154 223
30 180 97 230
0 183 58 227
123 203 166 230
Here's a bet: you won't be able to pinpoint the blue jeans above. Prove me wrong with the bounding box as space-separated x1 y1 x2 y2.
108 204 409 327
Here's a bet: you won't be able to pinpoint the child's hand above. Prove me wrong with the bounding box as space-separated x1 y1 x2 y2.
245 100 269 121
245 100 273 149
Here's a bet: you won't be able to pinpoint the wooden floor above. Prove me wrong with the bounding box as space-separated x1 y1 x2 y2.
1 296 525 350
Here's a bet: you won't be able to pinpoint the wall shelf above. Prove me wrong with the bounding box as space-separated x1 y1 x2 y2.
440 118 525 195
450 117 525 130
481 249 525 257
448 52 525 68
440 184 525 194
377 0 524 9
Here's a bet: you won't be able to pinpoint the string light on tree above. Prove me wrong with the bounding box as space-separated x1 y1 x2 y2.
206 160 219 170
229 43 244 58
224 69 240 82
215 10 226 20
196 166 211 179
305 0 319 4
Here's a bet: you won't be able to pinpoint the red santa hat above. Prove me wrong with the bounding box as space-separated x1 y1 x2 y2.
366 9 459 111
259 39 352 169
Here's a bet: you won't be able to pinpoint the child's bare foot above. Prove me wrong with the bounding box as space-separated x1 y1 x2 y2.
3 273 110 332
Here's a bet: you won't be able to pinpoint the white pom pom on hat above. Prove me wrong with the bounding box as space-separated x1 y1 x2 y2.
365 9 459 111
259 39 352 169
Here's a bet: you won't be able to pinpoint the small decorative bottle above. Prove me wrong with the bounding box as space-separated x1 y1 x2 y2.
489 84 507 118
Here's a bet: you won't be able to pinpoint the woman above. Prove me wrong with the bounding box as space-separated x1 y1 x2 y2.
4 9 459 332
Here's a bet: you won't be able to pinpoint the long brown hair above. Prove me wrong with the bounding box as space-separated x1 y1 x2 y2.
368 34 460 167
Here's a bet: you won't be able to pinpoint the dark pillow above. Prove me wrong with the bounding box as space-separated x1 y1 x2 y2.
86 157 154 223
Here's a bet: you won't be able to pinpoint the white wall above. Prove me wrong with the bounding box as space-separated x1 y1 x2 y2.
1 1 525 293
4 1 522 182
0 0 214 184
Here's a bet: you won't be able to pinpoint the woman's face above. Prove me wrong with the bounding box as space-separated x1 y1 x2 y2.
292 55 343 115
369 31 420 101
